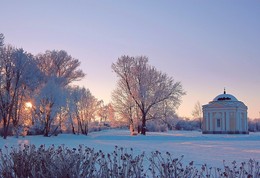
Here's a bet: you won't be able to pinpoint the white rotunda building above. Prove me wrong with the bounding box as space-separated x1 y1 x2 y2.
202 90 248 134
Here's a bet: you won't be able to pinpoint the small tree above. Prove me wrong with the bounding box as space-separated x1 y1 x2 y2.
67 86 99 135
191 101 202 130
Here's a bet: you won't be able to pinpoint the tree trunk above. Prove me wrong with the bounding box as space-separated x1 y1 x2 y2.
84 124 88 135
3 113 11 139
43 126 49 137
129 117 135 134
141 114 146 135
3 119 9 139
44 114 51 137
71 123 75 134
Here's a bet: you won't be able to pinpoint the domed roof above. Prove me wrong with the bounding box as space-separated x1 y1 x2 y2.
213 89 238 101
213 93 238 101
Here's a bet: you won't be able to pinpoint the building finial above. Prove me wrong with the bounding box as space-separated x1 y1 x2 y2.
224 88 226 94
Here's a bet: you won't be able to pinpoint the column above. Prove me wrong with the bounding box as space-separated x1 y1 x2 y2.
222 111 225 131
236 110 239 131
245 112 248 131
205 112 208 131
210 112 213 131
226 111 230 131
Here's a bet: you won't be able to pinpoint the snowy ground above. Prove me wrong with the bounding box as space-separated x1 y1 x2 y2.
1 129 259 168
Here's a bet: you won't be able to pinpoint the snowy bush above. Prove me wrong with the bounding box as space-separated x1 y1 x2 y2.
175 118 200 131
0 145 146 178
146 120 168 132
0 145 259 178
248 118 260 132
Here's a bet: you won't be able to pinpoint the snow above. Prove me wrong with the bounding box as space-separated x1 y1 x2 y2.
1 129 259 168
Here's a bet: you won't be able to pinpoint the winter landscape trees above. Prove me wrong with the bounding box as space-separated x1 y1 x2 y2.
34 50 85 136
0 34 190 138
112 56 185 135
0 34 110 138
0 44 39 139
1 33 258 139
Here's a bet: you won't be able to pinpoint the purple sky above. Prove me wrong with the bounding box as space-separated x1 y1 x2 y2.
1 1 260 118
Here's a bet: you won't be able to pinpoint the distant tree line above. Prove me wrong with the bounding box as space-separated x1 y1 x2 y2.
248 118 260 132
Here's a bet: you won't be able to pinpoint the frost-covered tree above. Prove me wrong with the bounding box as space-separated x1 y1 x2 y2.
0 46 39 138
34 78 66 136
68 86 99 135
112 56 185 135
33 50 85 136
0 33 4 46
148 100 179 130
36 50 85 86
112 85 139 133
191 101 202 129
10 50 41 137
103 103 115 126
65 87 77 134
98 101 115 124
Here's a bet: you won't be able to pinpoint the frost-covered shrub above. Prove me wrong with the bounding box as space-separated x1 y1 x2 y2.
148 151 198 177
175 118 200 131
248 118 260 132
148 151 260 178
0 145 259 178
146 120 168 132
98 146 146 178
0 145 145 178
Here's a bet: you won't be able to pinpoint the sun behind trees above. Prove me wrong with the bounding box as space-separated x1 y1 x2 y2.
0 34 186 138
112 56 186 135
0 34 110 138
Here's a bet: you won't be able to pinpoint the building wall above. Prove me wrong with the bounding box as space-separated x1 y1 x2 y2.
202 106 248 134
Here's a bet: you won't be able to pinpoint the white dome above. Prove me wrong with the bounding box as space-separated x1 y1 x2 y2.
213 93 238 101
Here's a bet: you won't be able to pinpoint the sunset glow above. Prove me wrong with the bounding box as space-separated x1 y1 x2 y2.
1 1 260 118
25 102 32 108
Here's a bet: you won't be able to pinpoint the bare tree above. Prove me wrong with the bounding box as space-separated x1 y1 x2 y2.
112 82 138 133
112 55 185 135
36 50 85 86
191 101 202 130
68 86 99 135
34 78 66 136
34 50 86 136
0 46 38 138
0 33 4 46
97 100 106 123
11 50 41 137
103 103 115 125
148 100 178 130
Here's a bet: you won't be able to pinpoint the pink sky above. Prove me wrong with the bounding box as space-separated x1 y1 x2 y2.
1 0 259 118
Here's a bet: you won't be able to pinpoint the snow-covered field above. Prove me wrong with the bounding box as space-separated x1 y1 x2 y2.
1 129 259 168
